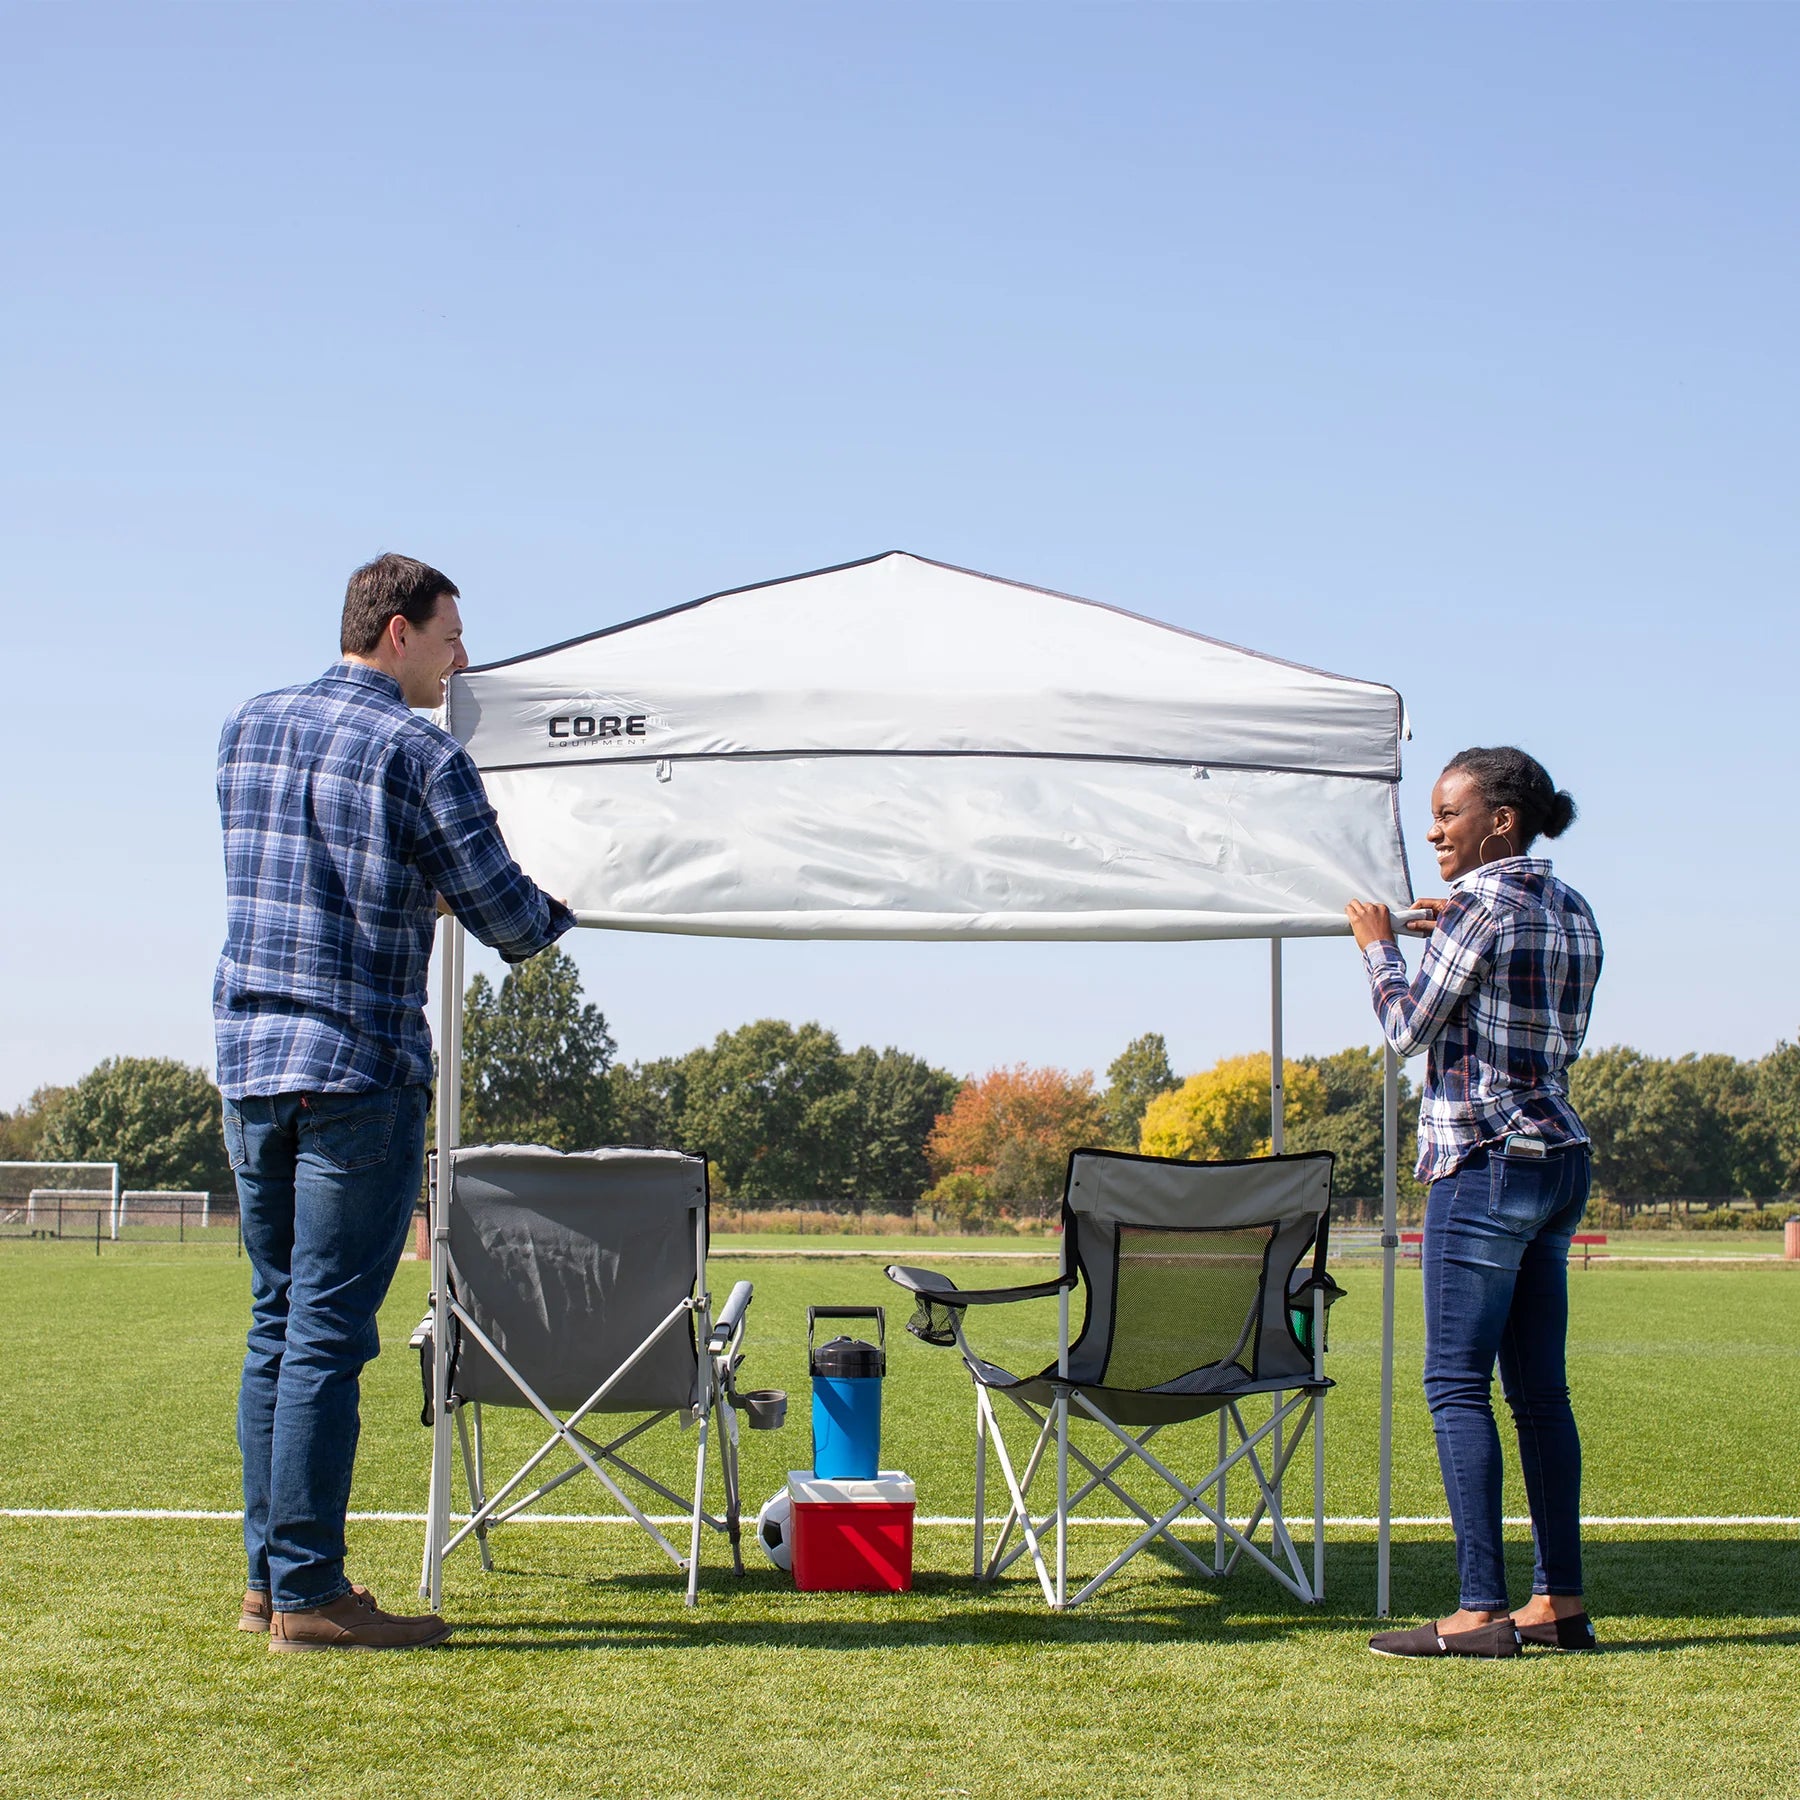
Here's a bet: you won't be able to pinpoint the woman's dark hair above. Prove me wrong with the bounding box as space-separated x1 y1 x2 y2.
1443 746 1577 848
340 553 459 655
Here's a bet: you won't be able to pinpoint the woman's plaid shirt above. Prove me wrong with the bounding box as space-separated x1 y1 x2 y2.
1361 858 1602 1183
214 662 574 1099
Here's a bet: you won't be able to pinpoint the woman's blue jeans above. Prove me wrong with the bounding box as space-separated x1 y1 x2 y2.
1422 1141 1590 1612
224 1085 430 1612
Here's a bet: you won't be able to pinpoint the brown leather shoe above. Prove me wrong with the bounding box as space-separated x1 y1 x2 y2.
240 1582 373 1634
268 1588 451 1652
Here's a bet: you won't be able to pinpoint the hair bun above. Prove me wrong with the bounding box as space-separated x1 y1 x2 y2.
1443 745 1575 849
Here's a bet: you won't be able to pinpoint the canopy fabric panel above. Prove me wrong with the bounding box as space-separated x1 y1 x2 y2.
449 552 1413 940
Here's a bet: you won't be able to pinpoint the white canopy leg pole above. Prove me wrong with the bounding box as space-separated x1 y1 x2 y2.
1377 1043 1399 1618
1313 1286 1326 1599
688 1205 710 1607
1269 939 1285 1154
418 1148 440 1602
1055 1284 1070 1610
425 916 464 1608
1270 939 1284 1516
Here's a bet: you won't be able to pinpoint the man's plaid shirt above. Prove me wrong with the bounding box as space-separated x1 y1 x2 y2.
1361 857 1602 1183
214 662 574 1099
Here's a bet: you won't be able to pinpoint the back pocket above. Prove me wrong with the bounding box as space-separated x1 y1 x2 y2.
1485 1150 1559 1234
303 1090 401 1174
222 1107 248 1173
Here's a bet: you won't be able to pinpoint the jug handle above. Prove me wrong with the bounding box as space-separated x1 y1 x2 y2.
807 1304 886 1361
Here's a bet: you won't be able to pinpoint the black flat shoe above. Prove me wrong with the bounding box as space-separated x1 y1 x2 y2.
1514 1611 1598 1651
1369 1619 1522 1659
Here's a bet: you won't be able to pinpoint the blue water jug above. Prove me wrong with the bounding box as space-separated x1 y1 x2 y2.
808 1305 886 1480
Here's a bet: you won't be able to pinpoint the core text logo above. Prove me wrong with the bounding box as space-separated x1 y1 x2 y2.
548 715 648 741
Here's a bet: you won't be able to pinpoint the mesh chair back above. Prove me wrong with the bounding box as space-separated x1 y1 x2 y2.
1062 1150 1332 1393
446 1145 706 1413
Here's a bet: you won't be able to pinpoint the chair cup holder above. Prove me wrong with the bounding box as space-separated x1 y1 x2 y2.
732 1388 788 1430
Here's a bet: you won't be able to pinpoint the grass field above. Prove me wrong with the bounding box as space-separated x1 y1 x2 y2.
1 1244 1795 1799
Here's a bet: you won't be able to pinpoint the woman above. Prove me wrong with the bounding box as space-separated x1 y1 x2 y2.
1347 746 1603 1659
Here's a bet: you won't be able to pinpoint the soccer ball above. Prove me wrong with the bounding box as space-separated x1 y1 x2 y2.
755 1489 793 1572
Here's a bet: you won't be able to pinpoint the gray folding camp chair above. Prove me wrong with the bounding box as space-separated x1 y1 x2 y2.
888 1148 1344 1610
414 1145 768 1608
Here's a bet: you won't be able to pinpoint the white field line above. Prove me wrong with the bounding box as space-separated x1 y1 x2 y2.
198 1247 1800 1266
717 1248 1054 1259
2 1508 1796 1528
396 1248 1022 1266
703 1247 1789 1264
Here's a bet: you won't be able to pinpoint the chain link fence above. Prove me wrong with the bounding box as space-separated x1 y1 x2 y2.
0 1188 242 1254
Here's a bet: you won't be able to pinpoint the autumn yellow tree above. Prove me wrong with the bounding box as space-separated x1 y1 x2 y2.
1138 1053 1324 1161
924 1064 1107 1221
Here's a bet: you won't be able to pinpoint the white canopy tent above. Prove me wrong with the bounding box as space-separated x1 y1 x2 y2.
430 550 1416 1611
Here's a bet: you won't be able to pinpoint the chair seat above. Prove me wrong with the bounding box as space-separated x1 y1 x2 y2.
411 1318 699 1424
972 1363 1331 1426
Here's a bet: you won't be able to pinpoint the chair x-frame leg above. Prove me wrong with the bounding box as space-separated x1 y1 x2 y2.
970 1380 1326 1609
421 1291 743 1608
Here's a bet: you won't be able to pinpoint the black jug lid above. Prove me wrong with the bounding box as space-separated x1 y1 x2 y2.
811 1334 885 1378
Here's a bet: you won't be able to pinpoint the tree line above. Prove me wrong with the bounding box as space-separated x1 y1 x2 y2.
5 944 1798 1214
460 949 959 1206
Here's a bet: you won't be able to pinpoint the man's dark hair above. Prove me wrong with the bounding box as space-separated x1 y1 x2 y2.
340 554 459 655
1443 745 1577 849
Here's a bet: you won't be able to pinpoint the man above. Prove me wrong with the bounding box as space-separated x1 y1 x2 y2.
215 553 574 1651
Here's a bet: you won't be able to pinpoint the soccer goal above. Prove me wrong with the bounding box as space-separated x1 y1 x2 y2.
117 1190 222 1241
0 1162 122 1239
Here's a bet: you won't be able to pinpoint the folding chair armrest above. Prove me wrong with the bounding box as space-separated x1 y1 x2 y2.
887 1263 1074 1348
706 1280 754 1355
409 1312 436 1427
885 1263 1073 1307
1288 1271 1347 1308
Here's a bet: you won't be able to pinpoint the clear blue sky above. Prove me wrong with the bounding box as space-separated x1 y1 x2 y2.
4 5 1796 1108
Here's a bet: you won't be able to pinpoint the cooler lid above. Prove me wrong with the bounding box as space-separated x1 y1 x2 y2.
787 1470 916 1506
811 1334 885 1378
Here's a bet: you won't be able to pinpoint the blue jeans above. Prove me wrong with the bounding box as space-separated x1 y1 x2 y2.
224 1085 430 1611
1421 1142 1590 1612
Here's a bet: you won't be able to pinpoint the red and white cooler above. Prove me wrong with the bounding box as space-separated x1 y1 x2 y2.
787 1470 916 1593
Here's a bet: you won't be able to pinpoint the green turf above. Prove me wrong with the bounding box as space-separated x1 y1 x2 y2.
0 1246 1795 1799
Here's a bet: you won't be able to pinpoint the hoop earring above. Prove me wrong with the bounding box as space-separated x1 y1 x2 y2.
1478 831 1515 863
